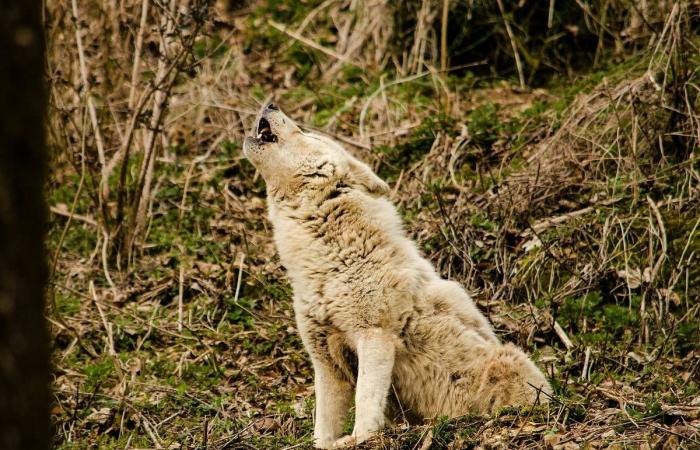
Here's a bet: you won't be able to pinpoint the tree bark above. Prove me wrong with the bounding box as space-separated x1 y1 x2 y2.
0 2 50 450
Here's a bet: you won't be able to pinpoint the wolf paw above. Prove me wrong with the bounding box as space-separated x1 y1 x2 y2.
331 432 372 448
331 435 357 448
313 437 335 449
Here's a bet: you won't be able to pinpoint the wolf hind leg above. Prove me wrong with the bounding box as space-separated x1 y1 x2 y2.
472 343 551 413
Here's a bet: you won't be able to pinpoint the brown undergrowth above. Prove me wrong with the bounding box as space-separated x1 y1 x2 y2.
47 1 699 448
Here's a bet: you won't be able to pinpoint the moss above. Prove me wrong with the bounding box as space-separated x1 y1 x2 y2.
55 294 83 316
466 103 503 148
557 290 643 346
376 114 458 180
432 415 457 445
83 358 115 390
675 320 700 355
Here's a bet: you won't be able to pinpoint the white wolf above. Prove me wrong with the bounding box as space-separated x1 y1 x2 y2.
243 104 551 449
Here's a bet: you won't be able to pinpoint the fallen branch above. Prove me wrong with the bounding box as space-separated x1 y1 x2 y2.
50 205 96 227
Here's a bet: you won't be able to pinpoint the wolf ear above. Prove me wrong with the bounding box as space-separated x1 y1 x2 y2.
345 157 390 196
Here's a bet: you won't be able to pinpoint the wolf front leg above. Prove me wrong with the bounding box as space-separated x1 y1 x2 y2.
333 329 395 448
313 359 353 449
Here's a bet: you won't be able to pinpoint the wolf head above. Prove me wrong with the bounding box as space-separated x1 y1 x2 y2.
243 104 389 201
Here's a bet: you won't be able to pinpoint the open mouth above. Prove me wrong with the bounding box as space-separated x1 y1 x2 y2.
256 117 277 143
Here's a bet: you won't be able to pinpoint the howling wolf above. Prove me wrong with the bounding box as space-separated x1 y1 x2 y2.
243 103 551 449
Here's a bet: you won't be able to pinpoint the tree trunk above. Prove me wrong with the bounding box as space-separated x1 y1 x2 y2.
0 2 50 450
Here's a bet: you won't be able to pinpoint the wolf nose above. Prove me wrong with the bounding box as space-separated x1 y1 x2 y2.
266 103 279 111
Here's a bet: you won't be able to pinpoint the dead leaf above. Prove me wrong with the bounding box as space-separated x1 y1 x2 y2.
616 267 642 289
253 417 279 433
85 407 111 425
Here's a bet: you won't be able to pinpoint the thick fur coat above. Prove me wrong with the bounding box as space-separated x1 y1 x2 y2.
243 104 551 449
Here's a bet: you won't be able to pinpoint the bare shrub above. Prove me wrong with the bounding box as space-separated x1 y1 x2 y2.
47 0 209 273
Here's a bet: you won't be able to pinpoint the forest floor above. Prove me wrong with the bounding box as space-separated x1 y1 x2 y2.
47 1 700 449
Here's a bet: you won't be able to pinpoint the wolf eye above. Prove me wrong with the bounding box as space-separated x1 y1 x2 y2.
301 161 334 179
303 172 329 179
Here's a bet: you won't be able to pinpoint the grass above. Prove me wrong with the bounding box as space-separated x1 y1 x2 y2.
46 0 700 448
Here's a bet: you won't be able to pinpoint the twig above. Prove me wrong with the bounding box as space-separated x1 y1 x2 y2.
574 0 619 43
70 0 107 169
178 264 185 332
50 205 96 227
45 304 99 360
136 304 159 352
203 417 209 450
51 282 198 342
548 0 556 28
178 160 197 223
128 0 150 109
391 169 404 200
496 0 525 89
522 197 623 237
359 70 432 142
50 103 89 281
580 347 591 381
89 281 116 356
234 253 245 305
138 412 163 449
440 0 449 72
553 321 574 350
268 19 361 68
417 429 433 450
646 196 667 285
101 229 116 289
358 61 485 142
105 79 155 203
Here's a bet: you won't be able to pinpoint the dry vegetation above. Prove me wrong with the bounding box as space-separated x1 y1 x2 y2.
46 0 700 448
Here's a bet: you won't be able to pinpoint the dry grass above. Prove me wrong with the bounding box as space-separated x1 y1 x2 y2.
47 1 699 448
